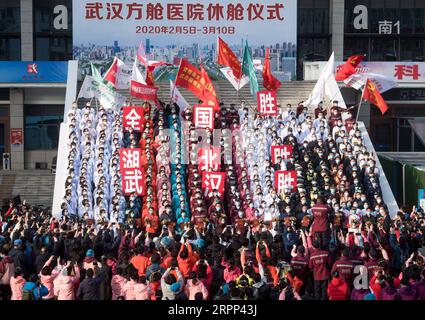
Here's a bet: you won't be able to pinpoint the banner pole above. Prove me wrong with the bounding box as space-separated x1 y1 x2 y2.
356 82 366 123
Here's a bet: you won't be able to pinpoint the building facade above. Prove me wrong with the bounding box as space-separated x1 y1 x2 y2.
0 0 424 171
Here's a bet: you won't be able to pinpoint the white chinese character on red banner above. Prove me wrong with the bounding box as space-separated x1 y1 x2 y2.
202 171 225 196
123 107 144 131
194 105 214 129
257 91 278 116
198 147 220 172
271 145 293 164
122 169 144 195
120 148 141 170
275 171 297 194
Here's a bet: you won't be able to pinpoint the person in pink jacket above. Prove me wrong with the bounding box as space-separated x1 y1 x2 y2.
223 260 241 283
185 271 209 300
10 268 25 300
56 261 80 300
134 275 152 300
39 256 61 300
111 267 127 300
123 270 138 300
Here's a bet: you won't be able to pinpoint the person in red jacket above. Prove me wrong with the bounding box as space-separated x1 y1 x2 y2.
311 197 331 248
177 242 197 279
327 271 350 300
331 247 354 287
309 240 333 300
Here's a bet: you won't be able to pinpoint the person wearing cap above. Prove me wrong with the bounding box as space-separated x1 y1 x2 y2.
8 239 28 277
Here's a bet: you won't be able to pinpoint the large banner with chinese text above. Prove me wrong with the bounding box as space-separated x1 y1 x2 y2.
73 0 297 79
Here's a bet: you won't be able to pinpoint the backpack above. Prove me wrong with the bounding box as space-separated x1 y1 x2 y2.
22 287 41 300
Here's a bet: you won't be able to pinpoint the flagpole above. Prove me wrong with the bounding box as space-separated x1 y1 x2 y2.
356 81 367 123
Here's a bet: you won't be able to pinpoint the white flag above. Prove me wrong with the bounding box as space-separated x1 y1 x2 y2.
304 52 335 107
132 59 146 84
220 67 249 91
345 73 397 93
78 75 126 110
170 80 189 112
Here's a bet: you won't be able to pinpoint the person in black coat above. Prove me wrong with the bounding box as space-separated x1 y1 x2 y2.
8 239 28 276
77 268 105 300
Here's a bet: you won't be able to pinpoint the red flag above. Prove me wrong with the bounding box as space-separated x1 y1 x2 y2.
200 65 220 112
262 48 281 91
104 57 118 86
130 80 159 102
146 66 155 86
175 59 205 102
363 79 389 115
335 55 365 81
217 36 242 80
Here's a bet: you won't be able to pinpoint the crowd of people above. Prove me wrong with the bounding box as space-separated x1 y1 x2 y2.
0 97 424 301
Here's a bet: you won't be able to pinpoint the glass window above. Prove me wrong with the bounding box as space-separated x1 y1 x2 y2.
0 38 21 61
34 0 73 61
24 106 63 151
370 38 399 61
35 36 72 60
34 0 72 33
0 0 20 33
344 37 369 60
400 39 425 61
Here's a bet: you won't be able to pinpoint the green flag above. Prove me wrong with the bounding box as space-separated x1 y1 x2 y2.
241 40 259 97
91 63 103 82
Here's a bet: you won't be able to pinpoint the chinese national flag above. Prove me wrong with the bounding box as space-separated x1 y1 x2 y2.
217 37 242 80
363 79 389 115
262 47 281 91
200 65 220 112
146 66 155 86
175 59 205 102
335 55 365 81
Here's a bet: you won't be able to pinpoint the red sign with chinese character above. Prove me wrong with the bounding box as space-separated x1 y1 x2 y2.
123 107 145 132
120 148 142 171
11 128 23 145
193 105 214 129
271 145 293 164
122 169 145 196
198 146 221 172
274 170 297 194
119 148 145 195
257 91 278 116
202 171 225 196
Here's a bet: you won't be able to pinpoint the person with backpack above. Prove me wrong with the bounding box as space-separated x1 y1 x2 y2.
21 274 49 300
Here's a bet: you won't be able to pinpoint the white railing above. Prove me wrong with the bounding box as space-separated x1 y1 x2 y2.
51 60 78 218
358 121 400 217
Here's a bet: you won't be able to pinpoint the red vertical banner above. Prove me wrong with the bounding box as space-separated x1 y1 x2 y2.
122 107 145 132
120 148 145 195
274 170 297 194
271 145 293 164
